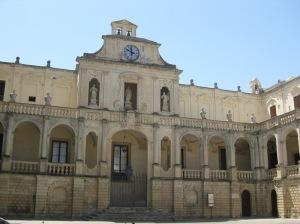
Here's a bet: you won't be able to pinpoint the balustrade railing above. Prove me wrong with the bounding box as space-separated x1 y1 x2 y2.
182 169 202 179
267 168 277 179
210 170 229 180
237 171 254 181
0 101 299 132
11 160 39 173
286 165 300 177
47 163 74 175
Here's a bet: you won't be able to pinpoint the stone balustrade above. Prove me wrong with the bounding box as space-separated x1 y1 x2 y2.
266 168 278 179
182 169 202 179
47 163 74 176
11 160 39 173
1 101 298 132
209 170 229 180
237 171 254 181
286 165 300 177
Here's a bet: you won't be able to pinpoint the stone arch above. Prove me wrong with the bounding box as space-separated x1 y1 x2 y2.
234 137 252 170
47 185 71 217
180 133 201 169
208 134 227 170
12 121 41 162
48 124 76 163
85 131 98 169
285 128 299 165
161 136 171 171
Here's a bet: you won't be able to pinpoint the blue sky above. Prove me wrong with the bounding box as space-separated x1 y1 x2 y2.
1 0 299 92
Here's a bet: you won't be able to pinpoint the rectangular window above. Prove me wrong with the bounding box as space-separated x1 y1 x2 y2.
51 141 68 163
181 147 186 169
113 145 128 174
294 95 300 109
28 96 36 102
0 81 5 101
219 148 227 170
270 105 277 118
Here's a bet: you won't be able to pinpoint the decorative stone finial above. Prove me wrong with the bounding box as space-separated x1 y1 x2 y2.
249 77 263 94
44 92 52 106
190 79 194 86
214 82 218 89
250 113 256 123
47 60 51 67
226 110 232 122
237 86 241 92
200 108 207 119
15 57 20 64
9 90 17 102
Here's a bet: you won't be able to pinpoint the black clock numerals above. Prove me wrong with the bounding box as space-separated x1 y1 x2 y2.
123 45 139 61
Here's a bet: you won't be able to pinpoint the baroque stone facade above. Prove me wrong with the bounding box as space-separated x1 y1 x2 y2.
0 19 299 219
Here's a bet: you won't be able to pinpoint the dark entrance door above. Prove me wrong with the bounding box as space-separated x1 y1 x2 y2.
271 190 278 217
241 190 251 217
110 144 147 207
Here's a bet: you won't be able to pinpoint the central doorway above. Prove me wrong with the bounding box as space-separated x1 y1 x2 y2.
110 130 148 207
241 190 251 217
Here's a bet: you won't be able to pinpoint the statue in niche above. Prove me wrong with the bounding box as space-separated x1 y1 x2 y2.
88 78 100 107
226 110 232 122
200 108 207 119
9 90 17 102
89 84 98 106
251 113 256 123
44 92 52 106
161 91 169 112
124 86 133 110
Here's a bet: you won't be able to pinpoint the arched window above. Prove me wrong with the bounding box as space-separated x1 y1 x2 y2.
88 78 100 107
160 87 170 112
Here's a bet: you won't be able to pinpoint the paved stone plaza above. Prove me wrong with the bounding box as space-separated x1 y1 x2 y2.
6 219 300 224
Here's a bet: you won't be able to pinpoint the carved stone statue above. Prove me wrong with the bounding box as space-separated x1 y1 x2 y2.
9 90 17 102
44 92 52 106
124 86 132 110
249 77 263 94
250 113 256 123
200 108 206 119
89 84 98 106
161 91 169 112
226 110 232 122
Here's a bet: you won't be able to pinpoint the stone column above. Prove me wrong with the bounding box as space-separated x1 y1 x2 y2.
275 133 285 179
296 128 300 163
202 134 210 179
2 113 14 171
173 125 181 178
152 123 160 177
226 135 237 181
39 116 49 173
75 117 85 175
100 119 108 176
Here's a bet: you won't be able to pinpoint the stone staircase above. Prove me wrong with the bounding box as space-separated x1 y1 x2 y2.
83 206 174 222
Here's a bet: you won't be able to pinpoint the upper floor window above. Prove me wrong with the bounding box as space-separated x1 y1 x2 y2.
51 141 68 163
270 105 277 118
294 95 300 109
0 81 5 101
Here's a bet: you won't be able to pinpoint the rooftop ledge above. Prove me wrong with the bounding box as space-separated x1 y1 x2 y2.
0 101 299 132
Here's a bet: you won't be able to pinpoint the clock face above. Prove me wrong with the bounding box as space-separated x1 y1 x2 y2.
123 45 139 61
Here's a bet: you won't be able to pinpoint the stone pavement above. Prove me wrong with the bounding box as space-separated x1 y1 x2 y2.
6 219 300 224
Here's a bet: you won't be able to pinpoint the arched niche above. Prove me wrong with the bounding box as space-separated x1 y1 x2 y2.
12 122 40 162
85 132 98 169
161 136 171 171
88 78 100 107
160 87 170 112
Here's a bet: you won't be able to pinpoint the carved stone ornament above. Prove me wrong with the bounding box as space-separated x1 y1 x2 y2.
250 113 256 123
226 110 232 122
44 92 52 106
9 90 17 102
200 108 207 119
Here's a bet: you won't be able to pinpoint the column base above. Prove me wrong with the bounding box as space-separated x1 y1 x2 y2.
152 163 161 177
100 161 108 177
174 164 182 178
1 156 12 171
39 158 48 174
75 160 84 175
202 165 210 179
